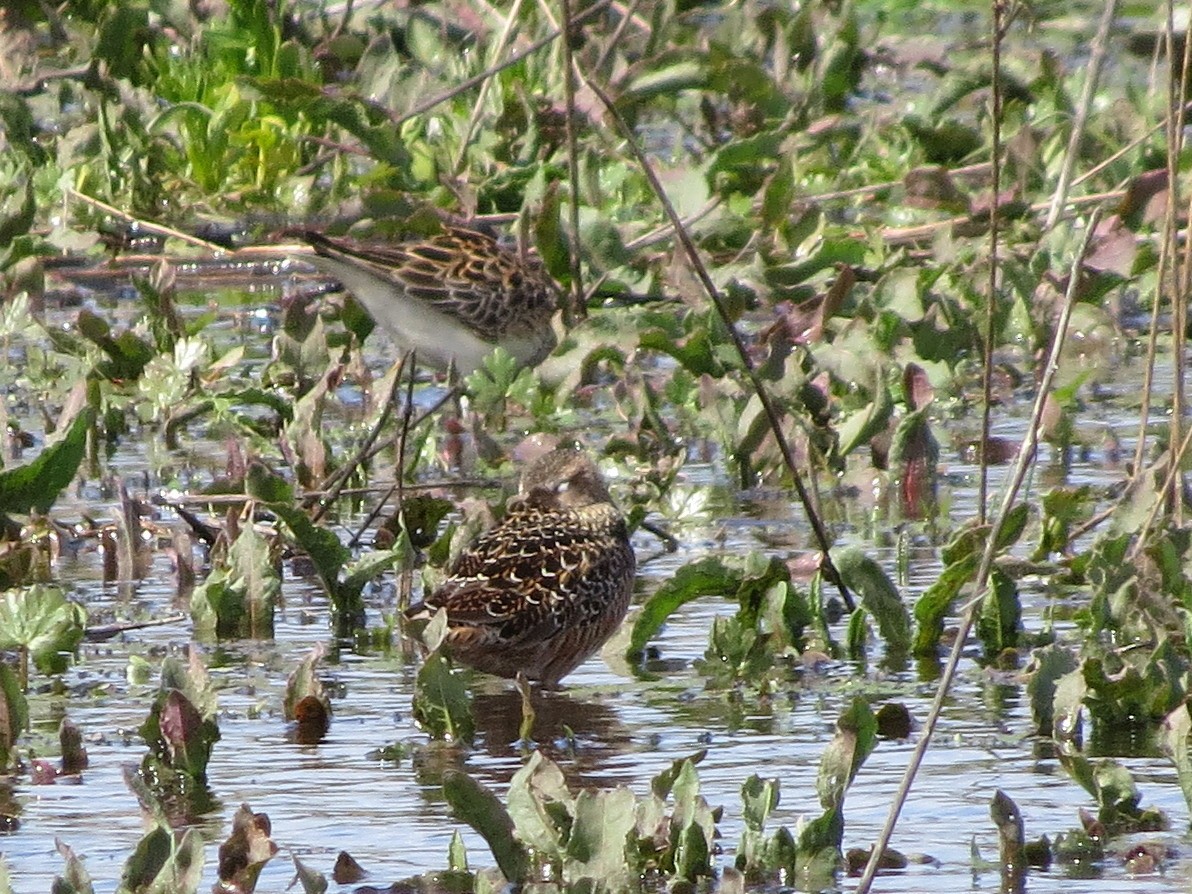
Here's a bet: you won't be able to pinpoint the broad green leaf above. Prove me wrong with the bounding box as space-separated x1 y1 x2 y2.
443 770 529 883
831 548 910 654
117 825 203 894
0 409 92 517
912 552 978 656
816 697 877 814
507 750 573 857
0 585 86 676
565 787 637 883
412 652 474 744
976 567 1021 656
1025 644 1079 737
628 557 738 658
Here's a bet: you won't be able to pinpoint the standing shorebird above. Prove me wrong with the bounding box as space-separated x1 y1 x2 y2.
301 226 559 375
405 448 636 686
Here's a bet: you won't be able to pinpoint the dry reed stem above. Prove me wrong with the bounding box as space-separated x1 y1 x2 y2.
855 209 1102 894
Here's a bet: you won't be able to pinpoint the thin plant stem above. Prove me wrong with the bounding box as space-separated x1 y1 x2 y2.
592 0 646 75
451 0 528 177
979 0 1006 523
1043 0 1119 230
391 0 614 130
585 77 855 612
1129 422 1192 559
558 0 586 324
855 209 1102 894
312 351 408 522
66 187 225 253
1133 3 1185 476
1172 0 1191 524
395 353 420 612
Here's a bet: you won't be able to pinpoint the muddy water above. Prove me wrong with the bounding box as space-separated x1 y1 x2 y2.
5 277 1192 892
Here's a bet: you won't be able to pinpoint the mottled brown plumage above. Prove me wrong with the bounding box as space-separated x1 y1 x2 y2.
302 226 559 374
405 448 636 686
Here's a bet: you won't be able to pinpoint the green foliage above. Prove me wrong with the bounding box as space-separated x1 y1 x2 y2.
412 650 475 745
190 523 279 640
0 585 86 679
116 824 204 894
832 547 911 659
136 654 220 804
0 410 92 519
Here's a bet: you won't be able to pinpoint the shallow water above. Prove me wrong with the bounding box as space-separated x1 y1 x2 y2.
6 264 1192 891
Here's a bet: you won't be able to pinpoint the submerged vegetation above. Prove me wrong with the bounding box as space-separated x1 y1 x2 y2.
0 0 1190 890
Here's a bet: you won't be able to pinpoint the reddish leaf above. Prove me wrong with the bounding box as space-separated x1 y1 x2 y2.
1117 169 1168 226
903 362 934 411
160 689 203 763
333 851 366 884
218 804 278 893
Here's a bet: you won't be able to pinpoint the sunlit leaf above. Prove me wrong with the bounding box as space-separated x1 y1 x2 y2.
0 585 86 677
412 652 474 744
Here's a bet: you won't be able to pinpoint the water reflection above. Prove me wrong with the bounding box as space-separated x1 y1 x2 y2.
470 686 636 788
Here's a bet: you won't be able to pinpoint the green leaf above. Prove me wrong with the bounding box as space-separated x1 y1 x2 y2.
190 524 279 639
565 787 637 883
54 839 94 894
628 557 739 658
817 696 877 814
0 585 86 676
976 567 1021 656
0 663 26 770
740 774 779 833
289 855 327 894
446 830 468 873
1025 644 1079 737
1160 704 1192 818
0 409 92 517
831 548 911 654
412 652 474 744
442 770 529 883
117 825 204 894
836 375 894 458
912 552 977 656
506 750 573 857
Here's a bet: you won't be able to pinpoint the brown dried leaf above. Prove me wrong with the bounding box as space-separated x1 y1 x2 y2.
903 166 969 212
1084 215 1137 277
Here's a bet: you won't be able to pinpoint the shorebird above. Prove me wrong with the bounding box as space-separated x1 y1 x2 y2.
405 448 636 686
301 225 559 375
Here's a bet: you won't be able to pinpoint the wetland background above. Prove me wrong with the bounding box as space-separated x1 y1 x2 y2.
0 0 1191 891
